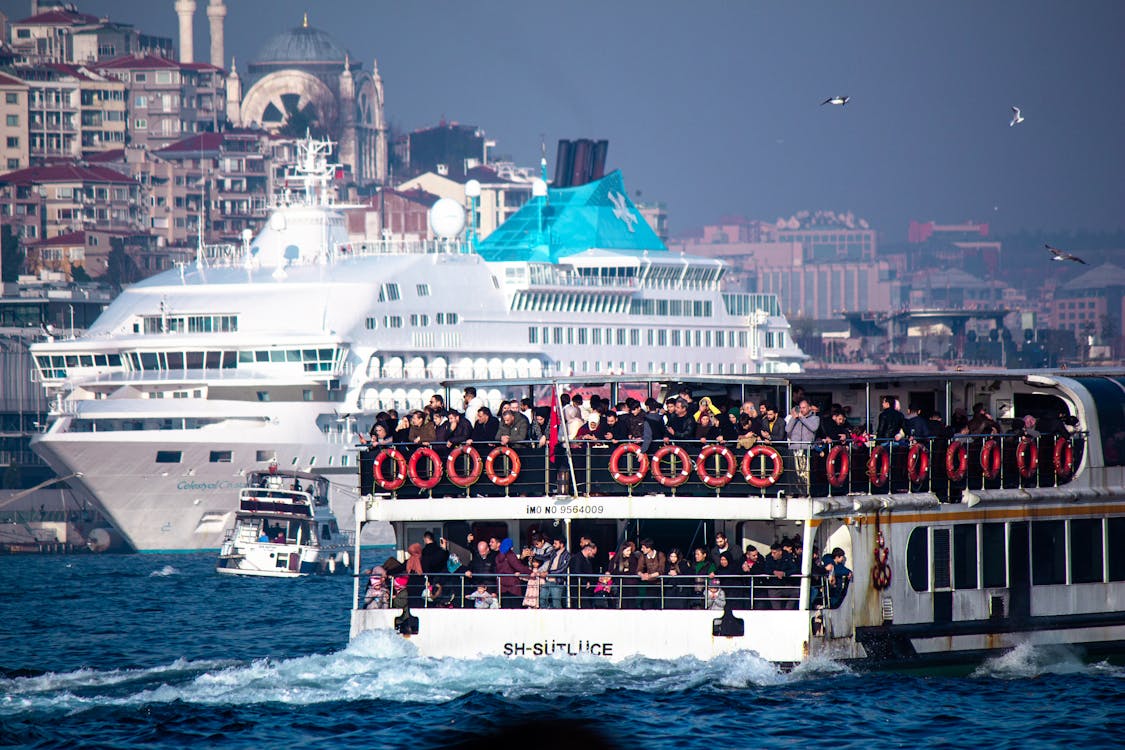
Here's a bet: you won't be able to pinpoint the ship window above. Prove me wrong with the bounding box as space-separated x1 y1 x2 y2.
906 526 928 592
303 389 313 401
287 350 301 362
166 351 184 369
209 450 232 463
140 352 157 370
239 351 254 363
982 522 1007 587
155 450 181 463
270 350 285 362
186 351 203 369
256 450 272 462
953 525 978 589
1069 518 1103 584
416 283 430 297
1031 520 1066 585
206 351 221 369
223 352 237 368
257 391 271 402
528 326 538 344
1110 518 1125 581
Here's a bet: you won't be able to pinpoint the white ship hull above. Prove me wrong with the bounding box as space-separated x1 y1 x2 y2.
31 402 386 552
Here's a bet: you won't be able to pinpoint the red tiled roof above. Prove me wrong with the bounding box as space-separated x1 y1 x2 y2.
0 163 134 185
382 187 440 207
28 230 87 247
0 71 26 87
84 149 126 163
156 129 265 155
465 165 511 184
98 53 223 73
14 10 101 26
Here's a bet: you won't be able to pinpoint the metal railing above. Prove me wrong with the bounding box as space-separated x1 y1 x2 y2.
358 571 821 611
357 432 1085 502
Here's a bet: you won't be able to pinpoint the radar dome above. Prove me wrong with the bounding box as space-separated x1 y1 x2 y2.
429 198 466 238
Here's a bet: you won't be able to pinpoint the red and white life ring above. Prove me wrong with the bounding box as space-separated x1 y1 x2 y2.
485 445 521 487
867 444 890 488
407 446 443 490
946 441 968 482
1016 438 1038 479
826 445 850 487
651 444 692 488
907 443 930 484
372 447 407 491
742 444 783 488
980 439 1002 480
695 444 736 488
1053 437 1075 478
609 442 649 486
445 445 483 488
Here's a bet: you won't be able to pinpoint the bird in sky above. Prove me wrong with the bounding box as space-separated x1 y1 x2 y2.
1045 244 1087 264
821 95 850 106
1009 106 1025 127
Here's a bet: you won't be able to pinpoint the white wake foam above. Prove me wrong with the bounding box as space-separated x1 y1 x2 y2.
148 565 180 577
971 642 1119 679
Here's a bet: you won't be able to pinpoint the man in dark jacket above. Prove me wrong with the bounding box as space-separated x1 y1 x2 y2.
904 403 931 441
468 406 499 444
876 395 905 441
420 531 449 574
570 542 599 607
758 542 799 610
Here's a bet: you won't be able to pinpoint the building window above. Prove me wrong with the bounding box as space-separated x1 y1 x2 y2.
4 93 16 104
134 73 147 82
135 118 147 129
5 137 18 148
5 115 17 127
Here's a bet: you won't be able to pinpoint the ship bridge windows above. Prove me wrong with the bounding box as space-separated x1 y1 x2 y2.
140 314 237 334
1073 378 1125 467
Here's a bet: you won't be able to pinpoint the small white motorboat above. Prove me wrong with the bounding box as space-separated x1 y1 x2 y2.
217 465 354 578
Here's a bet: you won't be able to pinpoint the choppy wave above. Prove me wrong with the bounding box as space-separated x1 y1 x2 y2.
148 565 180 577
972 642 1124 680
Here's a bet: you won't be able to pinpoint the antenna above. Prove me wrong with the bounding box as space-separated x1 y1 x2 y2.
539 135 548 183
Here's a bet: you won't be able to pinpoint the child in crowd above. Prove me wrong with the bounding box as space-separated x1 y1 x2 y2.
522 559 543 608
466 583 498 609
705 578 726 610
592 574 614 608
363 567 389 610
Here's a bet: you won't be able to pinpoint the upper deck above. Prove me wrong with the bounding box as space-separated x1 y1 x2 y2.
355 370 1125 522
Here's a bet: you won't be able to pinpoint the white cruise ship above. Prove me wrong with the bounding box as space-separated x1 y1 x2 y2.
29 137 806 552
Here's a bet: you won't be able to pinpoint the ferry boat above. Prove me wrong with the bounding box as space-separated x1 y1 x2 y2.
216 465 353 578
349 370 1125 668
27 136 805 552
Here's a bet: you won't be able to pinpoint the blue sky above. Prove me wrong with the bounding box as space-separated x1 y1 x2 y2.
4 0 1123 238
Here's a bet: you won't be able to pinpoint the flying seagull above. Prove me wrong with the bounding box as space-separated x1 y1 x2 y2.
1045 244 1087 264
1009 106 1025 127
821 95 850 106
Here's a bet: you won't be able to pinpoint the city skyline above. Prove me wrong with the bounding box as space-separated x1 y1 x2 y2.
2 0 1122 238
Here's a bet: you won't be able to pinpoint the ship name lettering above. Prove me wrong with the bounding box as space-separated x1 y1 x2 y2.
503 641 612 657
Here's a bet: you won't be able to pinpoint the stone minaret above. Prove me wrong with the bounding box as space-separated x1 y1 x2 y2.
337 53 357 179
206 0 226 69
174 0 196 63
226 57 241 124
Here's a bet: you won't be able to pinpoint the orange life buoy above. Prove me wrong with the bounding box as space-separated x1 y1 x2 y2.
1053 437 1075 478
980 439 1002 480
695 444 736 488
742 444 783 488
407 446 443 490
1016 438 1038 479
946 441 968 482
445 445 483 488
826 444 850 487
372 447 407 491
651 444 692 488
485 445 521 487
609 442 649 486
907 443 930 484
867 444 890 487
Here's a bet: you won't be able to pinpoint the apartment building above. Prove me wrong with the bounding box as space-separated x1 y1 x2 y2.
97 53 225 152
0 71 29 170
0 162 141 242
9 63 126 161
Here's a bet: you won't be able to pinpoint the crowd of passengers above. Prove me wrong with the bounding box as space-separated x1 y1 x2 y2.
357 385 1080 475
361 529 853 613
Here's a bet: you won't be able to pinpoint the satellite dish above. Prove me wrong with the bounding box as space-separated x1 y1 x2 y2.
429 198 466 239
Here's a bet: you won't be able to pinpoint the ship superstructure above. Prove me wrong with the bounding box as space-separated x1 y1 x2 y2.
30 137 805 551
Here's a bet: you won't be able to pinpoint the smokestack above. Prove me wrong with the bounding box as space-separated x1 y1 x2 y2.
174 0 196 64
206 0 226 69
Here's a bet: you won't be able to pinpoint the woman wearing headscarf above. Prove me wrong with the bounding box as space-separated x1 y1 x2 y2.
405 542 425 607
492 538 532 608
364 566 389 609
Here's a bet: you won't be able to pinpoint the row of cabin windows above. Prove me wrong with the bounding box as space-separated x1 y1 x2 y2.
528 326 749 349
365 313 459 330
155 450 349 467
906 518 1125 592
137 314 238 334
37 348 337 378
557 360 751 376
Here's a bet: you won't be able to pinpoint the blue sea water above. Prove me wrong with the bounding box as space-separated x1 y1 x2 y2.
2 553 1124 749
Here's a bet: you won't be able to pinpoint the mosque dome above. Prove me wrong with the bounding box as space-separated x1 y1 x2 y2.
253 17 347 66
